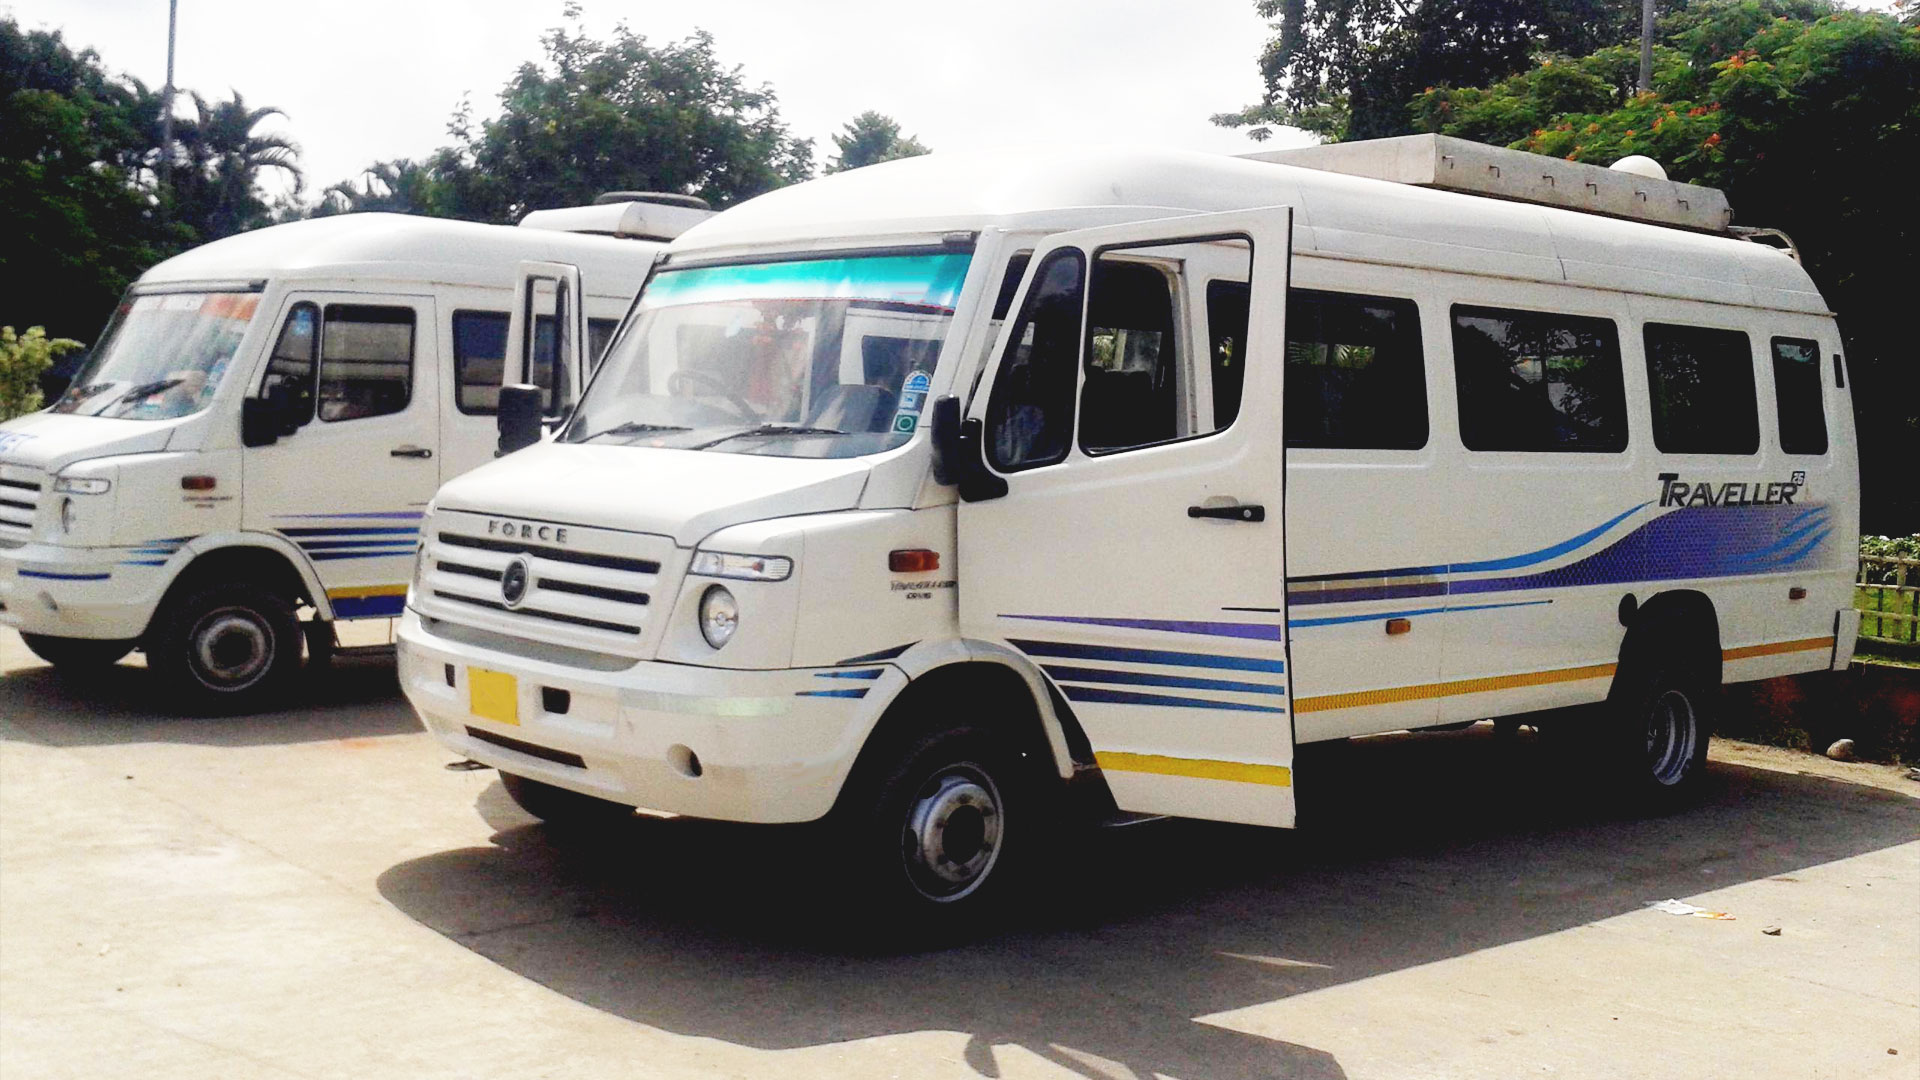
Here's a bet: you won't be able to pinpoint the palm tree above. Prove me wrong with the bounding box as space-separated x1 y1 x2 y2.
168 90 302 240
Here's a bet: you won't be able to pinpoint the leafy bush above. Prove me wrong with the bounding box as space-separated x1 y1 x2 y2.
0 326 83 420
1861 534 1920 585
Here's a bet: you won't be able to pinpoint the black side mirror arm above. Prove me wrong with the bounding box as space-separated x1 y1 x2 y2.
497 383 545 456
929 394 1008 501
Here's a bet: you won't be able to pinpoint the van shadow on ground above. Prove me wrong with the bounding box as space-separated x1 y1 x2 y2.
376 729 1920 1080
0 650 417 748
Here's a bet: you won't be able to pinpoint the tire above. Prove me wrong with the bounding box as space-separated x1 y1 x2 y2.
498 771 633 830
1603 652 1716 806
20 633 135 670
835 725 1039 936
145 581 302 715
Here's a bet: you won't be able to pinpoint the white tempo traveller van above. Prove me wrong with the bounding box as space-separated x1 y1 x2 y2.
0 197 710 711
396 136 1859 922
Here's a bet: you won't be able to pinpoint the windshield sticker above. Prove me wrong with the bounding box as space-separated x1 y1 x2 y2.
890 369 933 434
642 253 972 313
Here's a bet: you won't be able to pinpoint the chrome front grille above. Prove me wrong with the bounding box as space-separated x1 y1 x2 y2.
418 510 677 659
0 467 44 540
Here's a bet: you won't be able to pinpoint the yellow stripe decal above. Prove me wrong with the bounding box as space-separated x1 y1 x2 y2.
1095 752 1292 788
1292 662 1618 714
1722 636 1834 661
326 584 410 600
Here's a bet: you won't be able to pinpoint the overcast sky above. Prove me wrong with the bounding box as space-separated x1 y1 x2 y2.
5 0 1314 202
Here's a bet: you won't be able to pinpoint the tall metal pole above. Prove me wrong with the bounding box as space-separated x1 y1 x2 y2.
1638 0 1656 92
159 0 177 204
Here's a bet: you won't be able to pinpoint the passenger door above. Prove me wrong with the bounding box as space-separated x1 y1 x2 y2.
957 210 1296 827
242 293 439 619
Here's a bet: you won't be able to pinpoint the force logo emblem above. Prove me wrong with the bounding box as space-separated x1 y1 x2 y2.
500 556 532 608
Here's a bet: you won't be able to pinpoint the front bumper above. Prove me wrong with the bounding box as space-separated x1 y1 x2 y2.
397 608 905 824
0 543 171 640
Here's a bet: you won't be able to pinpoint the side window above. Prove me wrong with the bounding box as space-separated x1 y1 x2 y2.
318 304 414 422
262 302 319 426
1771 337 1829 455
1452 305 1627 453
1206 281 1250 430
1642 323 1758 454
452 311 591 414
588 318 620 370
986 249 1085 471
1286 290 1427 449
1080 258 1178 454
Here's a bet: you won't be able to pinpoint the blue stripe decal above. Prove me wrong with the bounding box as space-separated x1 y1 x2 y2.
275 511 425 520
1289 502 1649 584
120 559 168 566
1009 639 1284 674
1061 684 1287 714
815 669 884 680
1043 665 1285 696
332 594 407 619
18 569 109 581
1288 599 1553 629
838 643 915 665
1003 614 1282 642
796 688 869 699
278 527 421 537
297 538 425 550
307 549 417 562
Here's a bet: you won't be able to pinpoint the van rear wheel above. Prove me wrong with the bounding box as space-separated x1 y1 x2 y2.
1605 656 1715 805
20 633 135 670
146 581 301 715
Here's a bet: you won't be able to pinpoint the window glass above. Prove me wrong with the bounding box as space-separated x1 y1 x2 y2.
52 292 260 421
318 305 414 422
1771 337 1828 455
1080 258 1178 453
1642 323 1757 454
1207 281 1250 430
1287 290 1427 449
262 302 319 426
452 313 620 414
1452 305 1627 452
986 249 1085 470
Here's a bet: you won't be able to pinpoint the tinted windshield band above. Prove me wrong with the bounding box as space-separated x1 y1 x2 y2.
660 242 974 272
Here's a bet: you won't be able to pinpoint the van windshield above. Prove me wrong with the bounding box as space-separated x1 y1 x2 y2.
564 251 972 458
53 292 262 420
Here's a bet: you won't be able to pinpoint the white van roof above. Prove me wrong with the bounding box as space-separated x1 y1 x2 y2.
139 213 663 298
671 145 1825 315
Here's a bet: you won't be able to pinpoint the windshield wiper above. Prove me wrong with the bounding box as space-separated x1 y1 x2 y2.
686 422 847 451
574 421 694 443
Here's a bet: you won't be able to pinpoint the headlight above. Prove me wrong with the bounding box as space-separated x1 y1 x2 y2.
53 476 111 495
698 585 738 649
59 497 77 534
690 550 792 582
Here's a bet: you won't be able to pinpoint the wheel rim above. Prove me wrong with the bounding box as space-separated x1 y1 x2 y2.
1646 688 1698 786
900 763 1004 902
187 606 275 691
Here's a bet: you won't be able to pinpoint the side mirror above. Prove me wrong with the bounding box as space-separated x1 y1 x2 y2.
241 395 285 447
929 395 962 485
497 384 544 456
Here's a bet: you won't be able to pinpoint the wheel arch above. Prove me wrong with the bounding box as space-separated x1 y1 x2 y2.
146 536 328 638
1615 588 1723 694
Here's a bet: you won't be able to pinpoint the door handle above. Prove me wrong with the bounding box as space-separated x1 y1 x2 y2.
390 446 433 459
1188 503 1265 522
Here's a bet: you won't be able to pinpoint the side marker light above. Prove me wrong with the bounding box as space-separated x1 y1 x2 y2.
888 549 940 573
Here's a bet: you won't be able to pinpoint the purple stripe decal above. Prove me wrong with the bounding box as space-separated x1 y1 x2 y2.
1001 614 1282 641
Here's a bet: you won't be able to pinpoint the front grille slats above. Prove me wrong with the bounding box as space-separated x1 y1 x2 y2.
418 513 672 659
0 469 43 536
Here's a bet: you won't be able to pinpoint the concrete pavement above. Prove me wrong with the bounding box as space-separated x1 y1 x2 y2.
3 629 1916 1079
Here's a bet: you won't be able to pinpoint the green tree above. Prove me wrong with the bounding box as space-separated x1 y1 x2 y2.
0 326 84 420
321 18 814 223
169 91 303 238
1215 0 1654 141
1410 0 1920 532
826 111 930 173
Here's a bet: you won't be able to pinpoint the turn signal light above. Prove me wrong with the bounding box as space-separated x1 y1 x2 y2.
1385 617 1412 636
181 476 217 491
889 549 940 573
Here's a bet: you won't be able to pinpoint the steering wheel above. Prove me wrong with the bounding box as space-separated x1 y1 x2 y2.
667 369 760 422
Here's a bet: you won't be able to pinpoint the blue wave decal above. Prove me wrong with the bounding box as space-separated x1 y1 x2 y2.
333 594 406 619
1009 639 1284 674
275 511 425 520
1042 665 1284 696
307 549 417 562
279 527 421 537
838 643 915 665
815 669 884 681
1061 685 1286 714
18 569 109 581
120 559 168 567
796 688 869 699
1288 599 1553 629
1289 502 1650 584
1002 614 1282 642
298 538 424 550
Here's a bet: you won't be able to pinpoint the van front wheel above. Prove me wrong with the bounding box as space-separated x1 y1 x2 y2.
146 581 301 715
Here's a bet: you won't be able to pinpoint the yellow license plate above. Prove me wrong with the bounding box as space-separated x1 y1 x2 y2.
468 667 519 726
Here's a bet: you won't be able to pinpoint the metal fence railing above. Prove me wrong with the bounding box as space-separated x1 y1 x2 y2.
1857 555 1920 645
